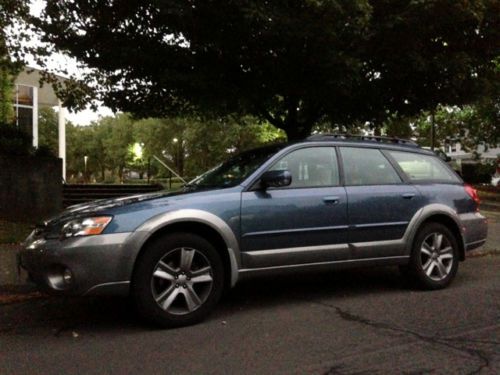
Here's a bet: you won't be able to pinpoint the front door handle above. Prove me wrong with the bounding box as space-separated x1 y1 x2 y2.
402 193 416 199
323 196 340 205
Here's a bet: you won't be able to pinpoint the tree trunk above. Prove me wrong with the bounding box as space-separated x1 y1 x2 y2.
430 110 436 151
147 157 151 183
259 105 315 142
283 122 313 141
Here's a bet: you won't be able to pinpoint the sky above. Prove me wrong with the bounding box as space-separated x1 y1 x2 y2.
26 0 114 125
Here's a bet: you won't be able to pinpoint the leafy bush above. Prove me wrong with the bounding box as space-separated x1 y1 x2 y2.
461 162 496 184
0 123 57 158
0 124 32 155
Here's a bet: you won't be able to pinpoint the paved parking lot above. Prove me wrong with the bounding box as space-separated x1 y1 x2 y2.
0 255 499 374
0 213 498 374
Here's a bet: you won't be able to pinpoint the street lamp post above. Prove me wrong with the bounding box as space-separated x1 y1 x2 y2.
84 155 88 183
172 137 180 177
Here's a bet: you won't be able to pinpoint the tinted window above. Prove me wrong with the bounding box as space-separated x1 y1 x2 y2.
270 147 339 188
340 147 402 185
187 144 285 190
388 151 460 182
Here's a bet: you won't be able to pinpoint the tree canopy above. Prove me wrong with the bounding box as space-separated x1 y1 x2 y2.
31 0 499 140
0 0 29 124
0 0 29 73
36 111 285 183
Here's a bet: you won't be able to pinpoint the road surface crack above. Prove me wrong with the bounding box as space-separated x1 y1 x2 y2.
314 301 493 375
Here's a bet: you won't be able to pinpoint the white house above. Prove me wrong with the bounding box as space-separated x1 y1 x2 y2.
444 140 500 162
13 68 68 179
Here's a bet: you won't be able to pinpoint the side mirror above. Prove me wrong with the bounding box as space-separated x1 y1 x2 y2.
260 170 292 189
435 150 451 162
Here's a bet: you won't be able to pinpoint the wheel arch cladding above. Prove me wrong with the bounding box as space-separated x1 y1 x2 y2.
419 214 465 261
132 222 234 290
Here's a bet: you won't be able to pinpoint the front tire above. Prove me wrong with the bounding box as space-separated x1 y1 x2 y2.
403 223 459 290
132 233 224 328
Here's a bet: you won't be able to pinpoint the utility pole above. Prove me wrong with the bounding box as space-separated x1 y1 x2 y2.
430 110 436 151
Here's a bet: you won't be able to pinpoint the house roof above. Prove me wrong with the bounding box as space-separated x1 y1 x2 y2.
14 67 68 107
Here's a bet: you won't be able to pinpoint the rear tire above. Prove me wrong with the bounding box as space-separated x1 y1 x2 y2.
403 223 459 290
132 232 224 328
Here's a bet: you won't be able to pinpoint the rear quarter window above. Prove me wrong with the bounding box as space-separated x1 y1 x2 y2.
388 151 460 183
340 147 402 185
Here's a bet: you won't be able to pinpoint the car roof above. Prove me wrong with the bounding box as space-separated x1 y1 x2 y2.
295 134 434 155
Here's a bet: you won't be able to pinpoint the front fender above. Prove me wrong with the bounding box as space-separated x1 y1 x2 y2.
125 209 241 287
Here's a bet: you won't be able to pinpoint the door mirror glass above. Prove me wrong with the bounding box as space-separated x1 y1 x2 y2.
434 149 451 162
260 170 292 189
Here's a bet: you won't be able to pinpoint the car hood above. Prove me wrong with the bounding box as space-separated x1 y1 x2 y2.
44 190 183 226
43 185 243 228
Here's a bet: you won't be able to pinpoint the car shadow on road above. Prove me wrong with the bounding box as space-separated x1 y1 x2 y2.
0 265 419 335
217 265 410 314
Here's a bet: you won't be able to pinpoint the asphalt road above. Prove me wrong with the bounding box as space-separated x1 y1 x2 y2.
0 256 499 375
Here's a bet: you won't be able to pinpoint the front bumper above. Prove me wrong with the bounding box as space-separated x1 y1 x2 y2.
459 212 488 252
19 231 133 296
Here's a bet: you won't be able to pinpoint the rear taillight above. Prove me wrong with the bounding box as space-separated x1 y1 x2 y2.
464 184 480 206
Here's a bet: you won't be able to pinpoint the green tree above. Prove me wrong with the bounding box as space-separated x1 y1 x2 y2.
38 107 59 154
100 114 135 182
414 104 499 150
66 121 111 182
66 124 94 181
0 0 20 126
129 118 172 181
133 116 284 179
67 113 285 183
0 69 14 124
382 113 413 139
34 1 500 140
0 0 30 73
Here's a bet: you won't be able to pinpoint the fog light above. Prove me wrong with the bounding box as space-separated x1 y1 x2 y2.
63 268 73 285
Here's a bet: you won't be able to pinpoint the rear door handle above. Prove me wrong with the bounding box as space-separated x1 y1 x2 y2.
402 193 416 199
323 196 340 204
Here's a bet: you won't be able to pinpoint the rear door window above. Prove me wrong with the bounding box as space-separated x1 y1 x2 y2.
388 151 460 182
340 147 402 186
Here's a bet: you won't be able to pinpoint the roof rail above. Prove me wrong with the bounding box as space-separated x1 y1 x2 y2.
306 133 419 147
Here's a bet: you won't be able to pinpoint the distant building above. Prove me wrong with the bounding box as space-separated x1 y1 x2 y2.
443 140 500 162
13 68 68 179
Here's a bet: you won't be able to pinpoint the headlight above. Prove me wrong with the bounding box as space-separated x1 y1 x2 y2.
61 216 112 238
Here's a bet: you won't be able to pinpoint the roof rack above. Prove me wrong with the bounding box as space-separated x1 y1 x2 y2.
306 133 419 147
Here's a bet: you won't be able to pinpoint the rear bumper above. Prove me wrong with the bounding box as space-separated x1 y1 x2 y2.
18 232 133 296
459 212 488 252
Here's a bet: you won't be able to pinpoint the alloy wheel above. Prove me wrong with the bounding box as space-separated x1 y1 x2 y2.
150 247 214 315
420 232 454 281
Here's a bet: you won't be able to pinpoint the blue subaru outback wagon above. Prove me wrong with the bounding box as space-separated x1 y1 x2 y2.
20 134 488 327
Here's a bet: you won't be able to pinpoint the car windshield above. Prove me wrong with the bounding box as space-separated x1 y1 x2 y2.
185 144 285 191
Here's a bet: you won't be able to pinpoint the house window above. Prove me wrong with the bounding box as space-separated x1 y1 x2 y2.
12 84 35 136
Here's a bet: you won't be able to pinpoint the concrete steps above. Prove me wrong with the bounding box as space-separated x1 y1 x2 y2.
63 184 164 207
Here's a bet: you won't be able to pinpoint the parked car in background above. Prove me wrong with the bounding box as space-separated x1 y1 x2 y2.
19 134 488 327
